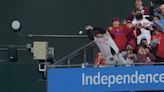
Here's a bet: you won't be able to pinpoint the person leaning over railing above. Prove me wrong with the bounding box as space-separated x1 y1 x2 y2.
85 25 126 66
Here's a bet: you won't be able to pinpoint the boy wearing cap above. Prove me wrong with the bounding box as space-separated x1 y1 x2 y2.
108 18 129 52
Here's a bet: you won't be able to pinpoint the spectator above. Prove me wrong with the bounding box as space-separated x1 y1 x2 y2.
94 52 106 66
153 15 164 32
127 0 150 21
124 20 141 51
132 9 153 45
85 25 126 65
137 39 155 65
154 4 164 26
151 26 164 62
107 18 128 52
121 45 137 66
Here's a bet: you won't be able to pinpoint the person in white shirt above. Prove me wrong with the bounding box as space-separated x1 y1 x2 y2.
132 9 154 45
85 25 126 66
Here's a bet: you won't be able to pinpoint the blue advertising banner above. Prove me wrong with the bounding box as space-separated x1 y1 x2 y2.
48 66 164 92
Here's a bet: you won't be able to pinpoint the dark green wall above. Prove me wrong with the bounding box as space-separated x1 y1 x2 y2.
0 0 149 59
0 0 149 92
0 62 46 92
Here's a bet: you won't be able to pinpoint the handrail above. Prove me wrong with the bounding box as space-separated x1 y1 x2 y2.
17 32 88 38
54 41 95 65
0 45 26 48
48 62 164 68
27 34 88 38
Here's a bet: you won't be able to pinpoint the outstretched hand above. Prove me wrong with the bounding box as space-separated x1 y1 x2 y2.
85 25 94 31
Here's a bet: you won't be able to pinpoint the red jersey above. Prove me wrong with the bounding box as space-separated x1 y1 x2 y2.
124 26 141 51
108 26 128 51
152 32 164 58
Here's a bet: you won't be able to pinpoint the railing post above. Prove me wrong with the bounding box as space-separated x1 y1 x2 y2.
55 41 94 65
67 58 71 66
83 48 87 64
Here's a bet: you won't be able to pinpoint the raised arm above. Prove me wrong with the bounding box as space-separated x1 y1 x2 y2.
85 25 94 41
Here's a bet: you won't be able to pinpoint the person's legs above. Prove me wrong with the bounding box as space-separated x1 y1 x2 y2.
109 37 120 54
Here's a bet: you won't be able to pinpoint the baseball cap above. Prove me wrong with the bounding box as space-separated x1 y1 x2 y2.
94 27 106 34
112 18 120 22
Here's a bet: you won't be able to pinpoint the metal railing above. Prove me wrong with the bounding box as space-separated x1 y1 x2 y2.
17 32 88 38
48 62 164 68
54 41 95 65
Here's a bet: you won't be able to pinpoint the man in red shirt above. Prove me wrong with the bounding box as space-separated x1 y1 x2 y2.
151 27 164 62
107 18 128 52
124 20 141 52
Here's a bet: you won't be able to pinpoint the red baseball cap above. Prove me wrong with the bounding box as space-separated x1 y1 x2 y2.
112 18 120 22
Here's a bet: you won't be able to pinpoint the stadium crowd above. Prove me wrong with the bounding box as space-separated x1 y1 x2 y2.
86 0 164 66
